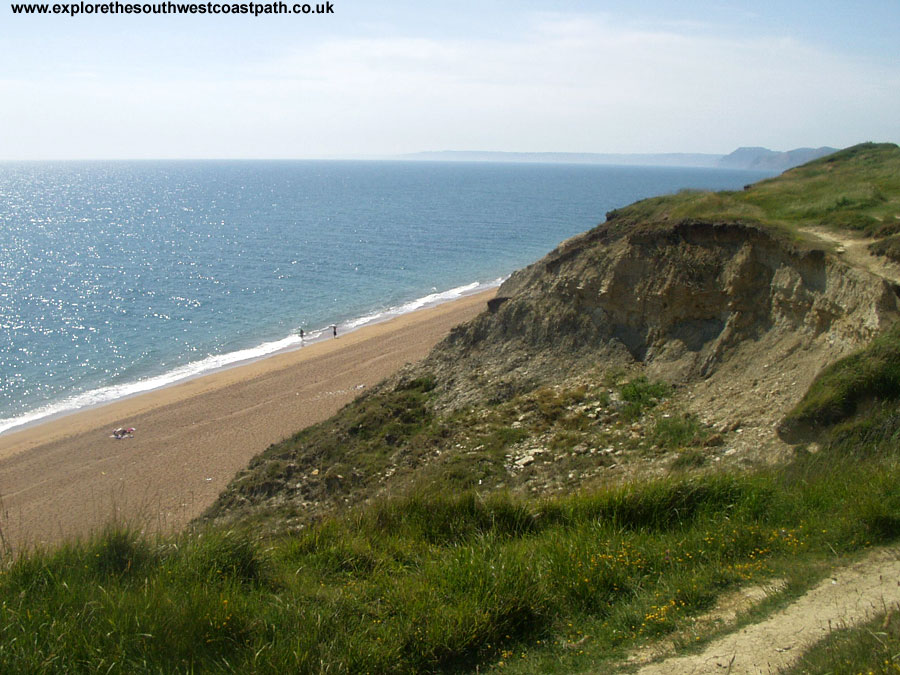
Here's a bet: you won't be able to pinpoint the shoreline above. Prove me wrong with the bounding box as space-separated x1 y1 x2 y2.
0 278 503 438
0 289 494 548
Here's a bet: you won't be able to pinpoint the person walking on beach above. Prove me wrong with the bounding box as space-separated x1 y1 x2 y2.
332 324 337 338
299 328 304 341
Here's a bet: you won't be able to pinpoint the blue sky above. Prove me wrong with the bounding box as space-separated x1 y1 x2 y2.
1 0 898 159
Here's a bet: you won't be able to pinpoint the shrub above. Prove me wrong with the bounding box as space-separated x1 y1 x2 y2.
653 413 705 450
620 376 670 421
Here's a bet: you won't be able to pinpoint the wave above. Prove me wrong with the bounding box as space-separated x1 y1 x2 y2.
0 278 504 437
342 279 502 331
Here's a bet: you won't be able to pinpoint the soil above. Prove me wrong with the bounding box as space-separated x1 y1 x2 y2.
801 225 900 286
626 545 900 674
617 229 900 672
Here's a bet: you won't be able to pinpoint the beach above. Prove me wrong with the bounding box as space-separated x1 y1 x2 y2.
0 289 493 549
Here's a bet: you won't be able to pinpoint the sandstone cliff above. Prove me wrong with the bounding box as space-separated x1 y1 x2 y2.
207 143 900 525
424 220 899 421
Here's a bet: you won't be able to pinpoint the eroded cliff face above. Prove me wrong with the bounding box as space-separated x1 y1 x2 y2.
207 218 900 527
425 221 900 419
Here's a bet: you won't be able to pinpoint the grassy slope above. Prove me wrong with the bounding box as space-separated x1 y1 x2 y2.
606 142 900 254
3 144 900 672
779 320 900 439
205 366 720 533
2 407 899 673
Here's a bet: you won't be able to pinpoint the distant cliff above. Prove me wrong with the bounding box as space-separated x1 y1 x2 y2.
717 146 837 171
401 146 839 171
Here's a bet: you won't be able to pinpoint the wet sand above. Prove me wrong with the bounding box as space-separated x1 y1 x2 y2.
0 290 493 550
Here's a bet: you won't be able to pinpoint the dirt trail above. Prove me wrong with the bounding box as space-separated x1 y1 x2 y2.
801 226 900 285
625 234 900 673
631 546 900 674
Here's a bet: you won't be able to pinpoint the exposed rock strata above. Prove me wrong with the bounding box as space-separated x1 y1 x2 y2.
425 221 899 416
207 218 900 525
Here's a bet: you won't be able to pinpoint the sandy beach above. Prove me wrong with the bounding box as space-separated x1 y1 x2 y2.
0 290 493 550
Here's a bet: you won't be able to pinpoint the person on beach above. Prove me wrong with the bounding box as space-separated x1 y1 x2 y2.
299 328 304 341
332 324 337 338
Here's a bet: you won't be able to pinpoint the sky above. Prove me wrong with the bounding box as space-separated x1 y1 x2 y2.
1 0 898 159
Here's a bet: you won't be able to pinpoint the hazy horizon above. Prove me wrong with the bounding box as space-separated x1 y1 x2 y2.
2 0 898 160
0 145 843 164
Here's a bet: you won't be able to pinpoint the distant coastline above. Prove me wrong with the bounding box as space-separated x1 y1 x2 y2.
401 146 838 172
400 150 723 168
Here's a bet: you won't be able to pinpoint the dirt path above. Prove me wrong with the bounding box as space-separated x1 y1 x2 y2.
631 228 900 675
629 547 900 674
801 226 900 285
628 233 900 673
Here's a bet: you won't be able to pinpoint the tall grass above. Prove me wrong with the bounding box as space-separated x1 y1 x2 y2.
785 610 900 674
2 444 899 672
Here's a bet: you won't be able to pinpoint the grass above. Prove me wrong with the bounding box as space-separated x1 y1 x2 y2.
779 320 900 440
785 610 900 674
208 369 692 531
870 233 900 263
208 373 447 520
3 437 900 672
603 142 900 255
670 448 707 470
620 376 669 421
652 413 706 450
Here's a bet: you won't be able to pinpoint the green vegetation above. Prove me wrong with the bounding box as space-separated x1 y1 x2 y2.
209 374 447 520
620 376 670 421
652 413 706 450
670 448 708 470
870 232 900 261
779 319 900 440
210 370 715 533
2 439 900 672
785 611 900 674
605 142 900 256
4 144 900 671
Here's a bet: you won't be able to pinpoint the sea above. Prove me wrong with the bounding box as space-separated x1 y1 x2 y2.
0 160 773 435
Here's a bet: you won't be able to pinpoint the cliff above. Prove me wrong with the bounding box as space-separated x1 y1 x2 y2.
8 144 900 675
717 145 837 171
205 142 900 527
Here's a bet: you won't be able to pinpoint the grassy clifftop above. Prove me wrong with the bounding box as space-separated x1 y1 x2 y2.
3 143 900 673
205 142 900 533
606 142 900 252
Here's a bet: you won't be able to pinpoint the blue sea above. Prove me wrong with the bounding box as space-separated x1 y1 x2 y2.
0 160 772 435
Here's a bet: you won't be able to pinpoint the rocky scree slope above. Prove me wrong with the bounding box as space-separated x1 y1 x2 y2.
205 143 900 527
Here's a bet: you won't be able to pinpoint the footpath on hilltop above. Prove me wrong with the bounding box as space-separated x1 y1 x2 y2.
203 142 900 672
3 143 900 673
